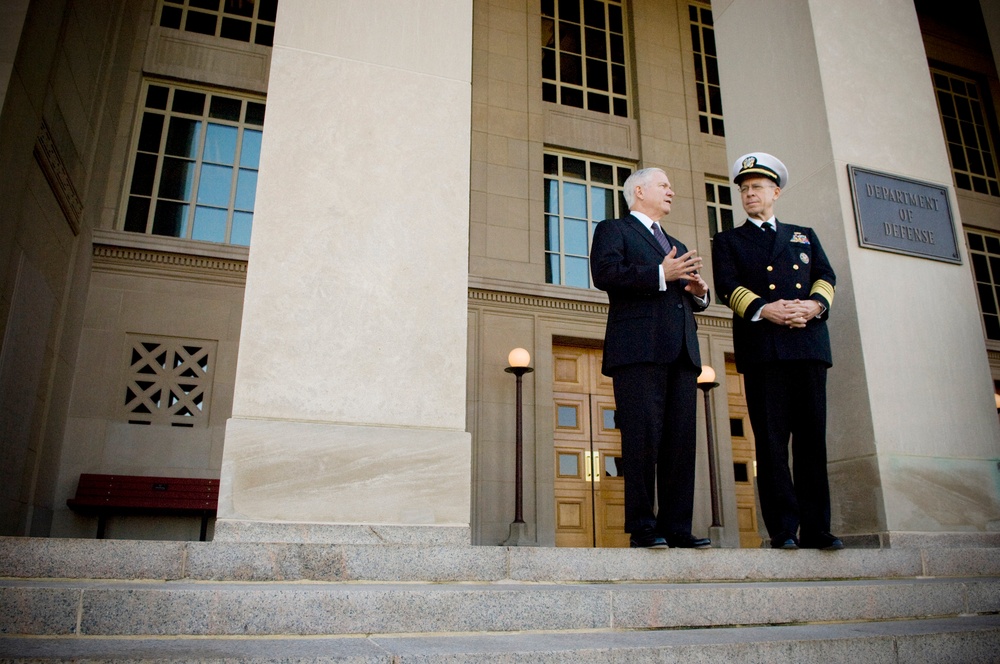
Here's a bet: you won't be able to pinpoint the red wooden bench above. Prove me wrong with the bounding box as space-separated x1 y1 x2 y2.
67 473 219 541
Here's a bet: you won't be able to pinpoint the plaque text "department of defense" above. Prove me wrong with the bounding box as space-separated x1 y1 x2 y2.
848 165 961 264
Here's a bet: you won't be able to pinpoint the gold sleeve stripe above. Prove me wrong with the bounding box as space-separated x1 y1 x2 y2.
729 286 760 318
810 279 835 305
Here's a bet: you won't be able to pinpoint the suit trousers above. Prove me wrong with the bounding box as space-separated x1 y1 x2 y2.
611 361 698 534
743 360 831 539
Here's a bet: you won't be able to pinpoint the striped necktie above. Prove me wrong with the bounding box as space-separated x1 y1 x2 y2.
651 223 671 253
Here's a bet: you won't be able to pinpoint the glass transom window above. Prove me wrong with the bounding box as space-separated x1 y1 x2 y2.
967 230 1000 341
544 152 632 289
122 81 265 246
158 0 278 47
690 3 724 137
541 0 628 117
932 69 1000 197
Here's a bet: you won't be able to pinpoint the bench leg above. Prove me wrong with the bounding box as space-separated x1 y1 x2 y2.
96 514 107 539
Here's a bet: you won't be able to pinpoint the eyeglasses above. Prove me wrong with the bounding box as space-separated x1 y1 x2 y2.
739 183 776 194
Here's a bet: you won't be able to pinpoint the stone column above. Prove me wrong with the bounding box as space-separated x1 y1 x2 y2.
714 0 1000 544
216 1 473 544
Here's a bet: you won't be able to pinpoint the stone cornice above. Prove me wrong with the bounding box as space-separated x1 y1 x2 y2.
93 243 247 286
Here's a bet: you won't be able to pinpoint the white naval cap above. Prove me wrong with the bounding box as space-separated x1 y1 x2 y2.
731 152 788 188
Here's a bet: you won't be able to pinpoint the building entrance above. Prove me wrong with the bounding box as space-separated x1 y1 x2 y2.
552 345 628 548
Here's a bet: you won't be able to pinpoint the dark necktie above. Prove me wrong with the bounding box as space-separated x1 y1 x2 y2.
651 223 671 253
761 221 776 247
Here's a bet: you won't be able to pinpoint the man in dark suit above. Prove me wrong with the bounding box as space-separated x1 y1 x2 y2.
711 152 843 551
590 167 711 549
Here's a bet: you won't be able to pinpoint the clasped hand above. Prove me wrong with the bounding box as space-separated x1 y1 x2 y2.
662 247 708 297
761 299 821 328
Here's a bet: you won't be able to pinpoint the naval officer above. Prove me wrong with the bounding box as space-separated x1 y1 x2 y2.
711 152 844 551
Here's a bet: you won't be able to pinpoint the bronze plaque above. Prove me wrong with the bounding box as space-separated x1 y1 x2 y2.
848 165 961 264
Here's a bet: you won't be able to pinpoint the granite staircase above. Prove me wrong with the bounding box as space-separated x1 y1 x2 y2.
1 536 999 662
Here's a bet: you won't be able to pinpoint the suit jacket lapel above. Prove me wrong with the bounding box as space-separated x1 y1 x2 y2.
737 219 770 249
626 214 666 256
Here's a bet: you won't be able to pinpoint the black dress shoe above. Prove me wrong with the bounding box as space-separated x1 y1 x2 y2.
665 532 712 549
800 532 845 550
770 533 799 549
629 530 668 549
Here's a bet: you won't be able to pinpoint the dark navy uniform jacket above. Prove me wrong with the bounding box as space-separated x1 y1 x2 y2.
711 219 836 373
591 214 707 376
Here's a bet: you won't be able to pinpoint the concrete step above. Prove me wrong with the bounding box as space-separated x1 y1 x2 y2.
1 537 998 661
1 616 999 662
3 576 999 636
3 537 1000 583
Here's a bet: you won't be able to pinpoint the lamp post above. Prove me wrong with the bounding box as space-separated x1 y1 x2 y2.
503 348 535 546
697 365 723 543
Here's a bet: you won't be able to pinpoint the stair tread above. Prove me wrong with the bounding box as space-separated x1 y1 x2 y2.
1 615 998 662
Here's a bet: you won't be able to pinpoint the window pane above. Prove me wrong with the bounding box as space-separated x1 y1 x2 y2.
185 10 217 35
173 89 206 115
240 129 262 168
165 118 201 158
158 157 196 200
203 123 237 164
220 16 251 42
563 157 587 180
563 182 587 218
137 114 165 152
547 253 561 284
235 169 258 210
558 453 579 477
565 218 588 255
146 85 169 110
258 0 278 22
545 178 559 213
192 206 228 242
209 96 242 121
245 102 266 126
546 215 560 251
230 211 253 246
152 201 189 237
557 405 577 427
124 197 151 233
603 408 616 430
130 153 158 195
565 256 590 288
591 187 613 220
197 163 233 206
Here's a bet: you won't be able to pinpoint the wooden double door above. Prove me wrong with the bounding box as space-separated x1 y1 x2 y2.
552 345 628 548
551 346 762 549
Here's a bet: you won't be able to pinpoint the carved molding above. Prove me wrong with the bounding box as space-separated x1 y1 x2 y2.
93 243 247 286
33 121 83 235
468 287 732 330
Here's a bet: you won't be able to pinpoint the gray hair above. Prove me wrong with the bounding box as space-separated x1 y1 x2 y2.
622 168 666 208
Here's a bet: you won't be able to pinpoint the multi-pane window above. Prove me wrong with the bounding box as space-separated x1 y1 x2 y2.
541 0 628 118
967 230 1000 341
932 69 1000 197
123 82 265 246
124 336 216 427
544 152 632 288
706 178 734 237
690 4 724 136
158 0 278 47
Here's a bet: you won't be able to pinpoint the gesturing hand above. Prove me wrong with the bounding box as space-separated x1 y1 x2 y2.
662 247 703 282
